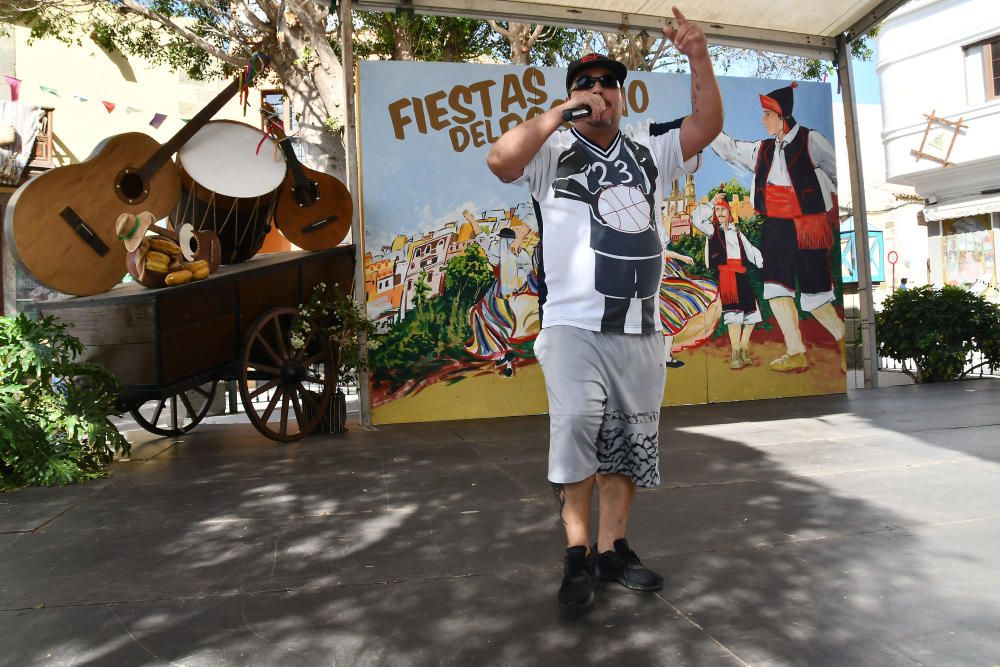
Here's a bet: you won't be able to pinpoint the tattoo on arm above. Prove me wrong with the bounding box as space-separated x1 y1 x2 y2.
551 483 567 527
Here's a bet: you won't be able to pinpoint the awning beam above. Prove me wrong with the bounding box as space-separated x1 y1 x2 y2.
843 0 911 41
352 0 837 59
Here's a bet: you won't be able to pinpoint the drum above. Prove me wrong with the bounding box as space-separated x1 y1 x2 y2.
174 120 286 264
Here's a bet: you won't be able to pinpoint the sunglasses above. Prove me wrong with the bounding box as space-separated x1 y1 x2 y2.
571 74 620 91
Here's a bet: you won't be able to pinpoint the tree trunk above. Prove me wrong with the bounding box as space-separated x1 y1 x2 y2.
602 31 662 72
391 17 415 60
275 0 348 180
490 21 544 66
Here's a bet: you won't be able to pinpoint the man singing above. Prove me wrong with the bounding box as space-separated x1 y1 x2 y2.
487 6 723 610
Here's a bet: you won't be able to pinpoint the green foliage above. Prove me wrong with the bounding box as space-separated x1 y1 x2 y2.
90 15 229 81
802 28 880 80
444 244 493 303
413 269 431 307
291 283 377 388
353 13 497 63
370 245 494 392
875 285 1000 383
0 314 128 490
489 23 587 66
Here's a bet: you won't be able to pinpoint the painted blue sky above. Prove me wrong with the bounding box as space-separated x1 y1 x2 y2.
359 61 840 251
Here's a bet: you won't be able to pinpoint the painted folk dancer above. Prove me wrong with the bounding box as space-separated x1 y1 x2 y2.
711 83 847 373
487 6 723 610
690 192 764 369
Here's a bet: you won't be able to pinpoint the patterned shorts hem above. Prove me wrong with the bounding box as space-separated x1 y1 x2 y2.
595 464 661 489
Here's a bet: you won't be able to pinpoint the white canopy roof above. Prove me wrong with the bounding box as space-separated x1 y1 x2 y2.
353 0 910 58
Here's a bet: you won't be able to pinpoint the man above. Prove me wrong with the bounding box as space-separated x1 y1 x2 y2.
711 83 846 372
690 192 764 370
487 6 723 610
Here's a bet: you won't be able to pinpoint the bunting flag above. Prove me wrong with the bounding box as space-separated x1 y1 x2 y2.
12 79 263 129
3 75 20 102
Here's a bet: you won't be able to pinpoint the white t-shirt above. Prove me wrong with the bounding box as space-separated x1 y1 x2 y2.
513 121 698 333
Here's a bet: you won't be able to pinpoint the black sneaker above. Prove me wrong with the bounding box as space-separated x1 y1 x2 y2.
558 545 594 609
594 539 663 592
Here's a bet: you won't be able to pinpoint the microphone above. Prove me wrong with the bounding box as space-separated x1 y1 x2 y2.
561 106 592 122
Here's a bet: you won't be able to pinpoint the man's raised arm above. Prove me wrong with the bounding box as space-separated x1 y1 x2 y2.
664 6 724 161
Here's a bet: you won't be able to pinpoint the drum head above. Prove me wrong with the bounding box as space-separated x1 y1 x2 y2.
178 120 285 198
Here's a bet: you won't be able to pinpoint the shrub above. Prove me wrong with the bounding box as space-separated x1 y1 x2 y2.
875 285 1000 383
0 314 128 490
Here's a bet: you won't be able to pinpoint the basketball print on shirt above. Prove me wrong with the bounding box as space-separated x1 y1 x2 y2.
597 185 652 233
553 132 661 332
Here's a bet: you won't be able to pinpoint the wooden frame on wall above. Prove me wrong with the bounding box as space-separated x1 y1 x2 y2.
910 111 967 167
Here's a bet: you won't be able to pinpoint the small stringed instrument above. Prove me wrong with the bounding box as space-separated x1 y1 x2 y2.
262 104 352 252
3 55 269 296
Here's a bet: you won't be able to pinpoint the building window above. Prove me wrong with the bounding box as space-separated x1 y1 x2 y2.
30 107 55 168
987 38 1000 100
260 90 304 160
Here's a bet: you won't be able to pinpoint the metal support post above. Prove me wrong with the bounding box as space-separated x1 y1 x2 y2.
836 34 879 388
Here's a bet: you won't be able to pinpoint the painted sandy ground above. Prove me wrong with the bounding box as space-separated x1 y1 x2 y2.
372 318 847 425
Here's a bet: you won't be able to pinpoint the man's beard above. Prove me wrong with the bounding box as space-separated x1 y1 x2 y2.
587 117 614 129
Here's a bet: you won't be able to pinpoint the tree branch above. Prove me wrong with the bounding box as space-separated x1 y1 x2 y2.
235 0 275 35
119 0 243 66
487 19 511 41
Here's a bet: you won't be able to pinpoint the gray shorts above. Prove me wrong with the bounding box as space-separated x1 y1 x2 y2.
533 325 666 488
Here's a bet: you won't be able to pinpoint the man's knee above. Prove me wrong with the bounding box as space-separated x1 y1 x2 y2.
595 472 636 489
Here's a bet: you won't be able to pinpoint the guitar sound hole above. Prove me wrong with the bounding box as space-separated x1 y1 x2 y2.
116 171 147 204
292 181 319 207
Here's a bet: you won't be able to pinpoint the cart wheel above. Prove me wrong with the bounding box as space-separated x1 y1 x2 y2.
128 381 219 436
239 306 334 442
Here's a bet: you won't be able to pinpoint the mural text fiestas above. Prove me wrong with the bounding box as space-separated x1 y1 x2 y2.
387 67 650 153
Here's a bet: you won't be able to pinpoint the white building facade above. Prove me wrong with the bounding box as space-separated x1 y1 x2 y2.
834 102 926 295
879 0 1000 290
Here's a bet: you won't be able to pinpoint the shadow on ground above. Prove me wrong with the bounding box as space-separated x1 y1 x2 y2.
1 380 999 665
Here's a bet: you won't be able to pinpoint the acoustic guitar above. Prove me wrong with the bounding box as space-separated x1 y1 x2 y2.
3 55 269 297
263 105 352 252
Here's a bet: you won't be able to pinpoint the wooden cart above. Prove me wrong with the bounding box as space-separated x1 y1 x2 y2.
30 246 356 442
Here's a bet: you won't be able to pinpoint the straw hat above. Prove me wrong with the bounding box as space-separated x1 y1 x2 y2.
115 211 155 252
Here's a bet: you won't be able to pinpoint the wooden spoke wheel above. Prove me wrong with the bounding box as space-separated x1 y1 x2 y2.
238 306 334 442
128 381 219 436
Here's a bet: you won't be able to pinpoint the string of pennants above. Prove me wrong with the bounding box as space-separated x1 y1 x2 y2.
2 74 205 127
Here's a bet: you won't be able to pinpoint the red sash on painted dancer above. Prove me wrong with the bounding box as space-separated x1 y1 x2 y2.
718 258 745 305
764 184 832 250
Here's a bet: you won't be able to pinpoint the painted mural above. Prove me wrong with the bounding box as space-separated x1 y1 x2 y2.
359 61 846 424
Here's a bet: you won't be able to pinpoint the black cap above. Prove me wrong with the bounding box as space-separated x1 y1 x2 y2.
565 53 627 93
759 82 798 116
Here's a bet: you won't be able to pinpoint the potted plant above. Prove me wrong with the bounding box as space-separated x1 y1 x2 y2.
290 282 377 433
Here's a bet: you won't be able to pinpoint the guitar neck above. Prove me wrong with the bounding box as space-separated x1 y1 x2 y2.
139 57 265 181
276 136 308 183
